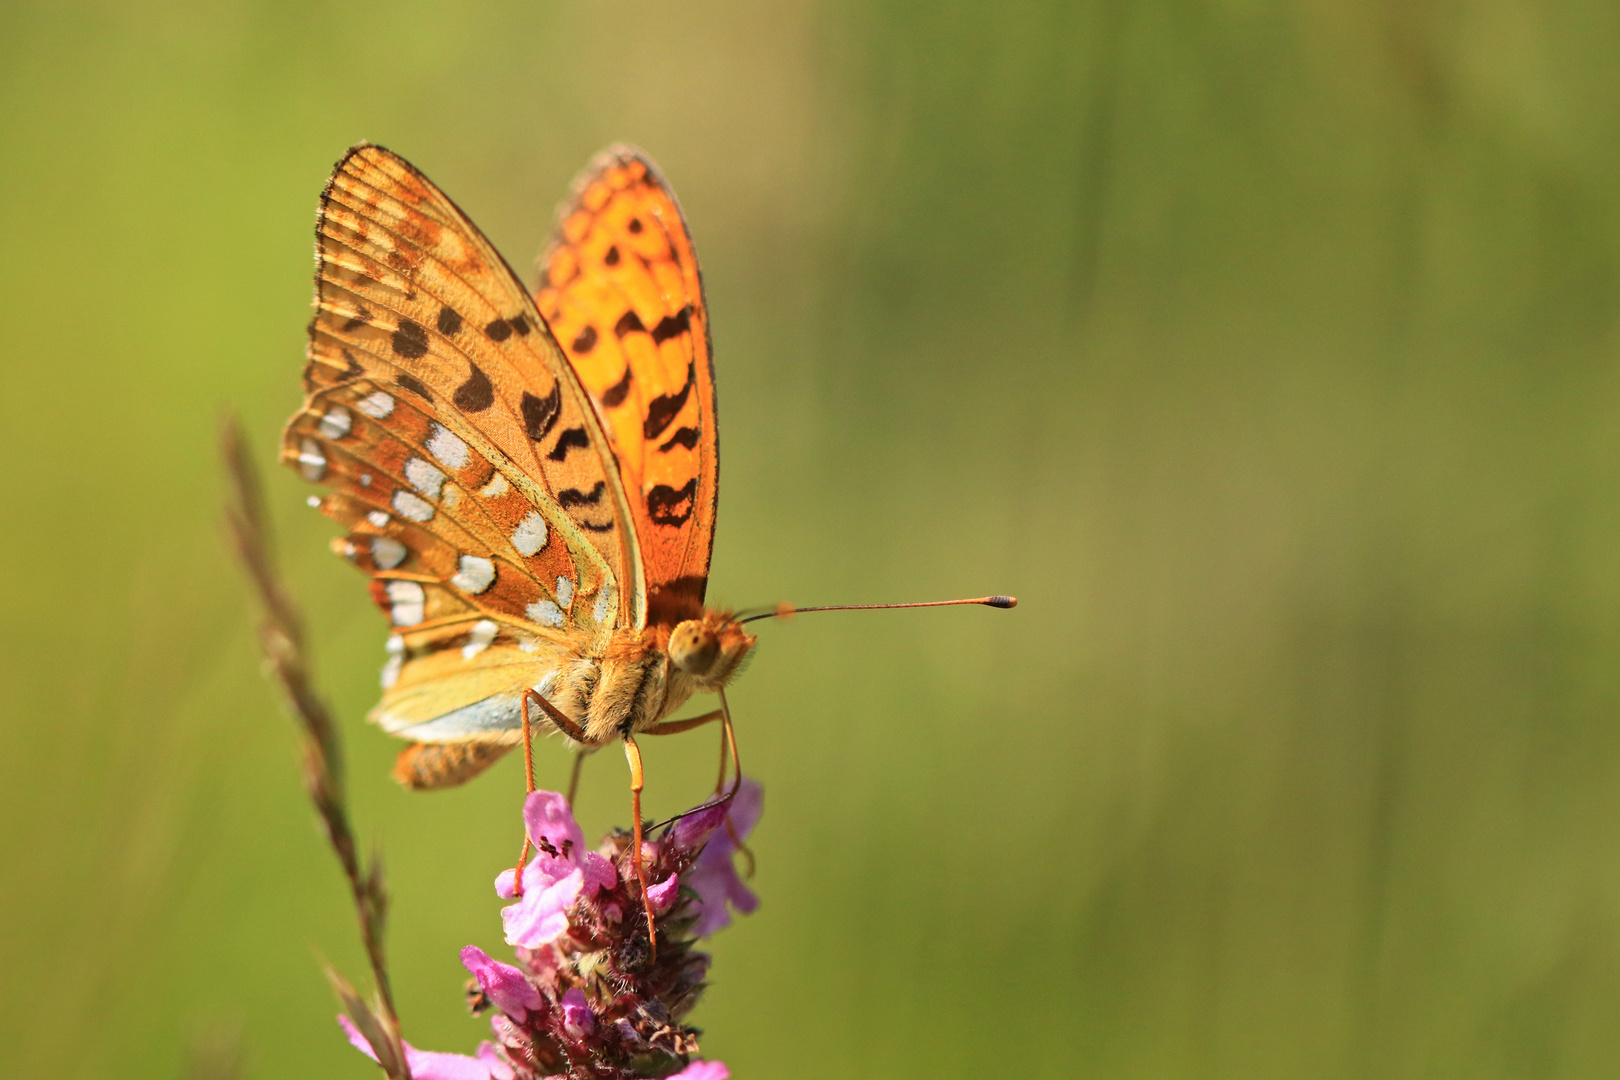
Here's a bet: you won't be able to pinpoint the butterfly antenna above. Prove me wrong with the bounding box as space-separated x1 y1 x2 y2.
736 594 1017 626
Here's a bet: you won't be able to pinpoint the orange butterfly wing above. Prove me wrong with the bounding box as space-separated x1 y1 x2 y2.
282 144 650 747
535 147 718 627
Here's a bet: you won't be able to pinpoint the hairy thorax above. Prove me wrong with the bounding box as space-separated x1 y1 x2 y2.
543 610 755 747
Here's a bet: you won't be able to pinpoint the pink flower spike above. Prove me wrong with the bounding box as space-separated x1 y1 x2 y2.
560 986 596 1039
339 1015 492 1080
646 873 680 913
670 1061 731 1080
460 945 542 1020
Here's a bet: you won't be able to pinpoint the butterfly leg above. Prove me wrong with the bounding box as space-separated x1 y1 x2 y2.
643 709 729 791
644 709 723 735
717 688 755 879
565 747 587 808
513 689 591 896
622 734 658 962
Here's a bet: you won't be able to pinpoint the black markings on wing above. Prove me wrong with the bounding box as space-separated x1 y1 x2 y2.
343 306 372 332
658 426 699 452
453 363 495 412
392 317 429 359
642 360 695 440
650 305 692 345
521 385 561 441
558 481 606 509
614 310 645 337
437 304 462 335
646 478 697 527
485 317 512 342
600 366 633 408
572 325 598 353
547 426 590 461
396 373 432 400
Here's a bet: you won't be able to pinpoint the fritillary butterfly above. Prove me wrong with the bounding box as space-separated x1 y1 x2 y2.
283 143 1014 948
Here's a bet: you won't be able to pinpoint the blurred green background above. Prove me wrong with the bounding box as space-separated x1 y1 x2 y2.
5 1 1620 1077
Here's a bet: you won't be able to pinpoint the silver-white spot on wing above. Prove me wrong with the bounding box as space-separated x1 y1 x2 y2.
462 618 499 659
526 599 565 628
360 473 373 487
385 580 425 626
404 457 444 499
592 584 616 627
372 536 407 570
366 509 390 529
510 511 547 557
392 489 435 522
298 438 326 481
451 554 495 594
479 472 510 498
319 405 353 440
426 423 470 470
356 391 395 419
306 495 322 509
380 634 404 689
555 576 574 608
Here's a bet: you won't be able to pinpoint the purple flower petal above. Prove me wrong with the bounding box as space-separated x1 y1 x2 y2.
725 777 764 841
579 850 617 895
560 986 596 1039
459 946 541 1020
669 799 731 852
523 790 586 859
501 865 584 947
683 778 765 937
646 873 680 913
475 1042 514 1080
339 1016 492 1080
670 1060 730 1080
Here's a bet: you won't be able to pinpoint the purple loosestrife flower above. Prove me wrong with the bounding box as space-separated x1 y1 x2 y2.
340 783 760 1079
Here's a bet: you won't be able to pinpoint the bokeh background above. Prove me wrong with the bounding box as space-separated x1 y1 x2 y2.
6 1 1620 1077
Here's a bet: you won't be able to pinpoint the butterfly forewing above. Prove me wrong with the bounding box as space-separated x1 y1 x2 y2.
287 145 649 644
282 144 661 750
536 147 718 626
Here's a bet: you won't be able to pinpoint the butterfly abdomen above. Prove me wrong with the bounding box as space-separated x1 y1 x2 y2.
393 739 513 790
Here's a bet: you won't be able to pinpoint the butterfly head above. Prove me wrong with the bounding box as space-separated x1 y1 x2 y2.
667 611 755 689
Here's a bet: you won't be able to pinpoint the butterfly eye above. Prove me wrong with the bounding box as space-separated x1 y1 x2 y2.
668 620 720 676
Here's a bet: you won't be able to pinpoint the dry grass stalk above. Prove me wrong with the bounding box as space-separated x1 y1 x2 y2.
221 415 410 1080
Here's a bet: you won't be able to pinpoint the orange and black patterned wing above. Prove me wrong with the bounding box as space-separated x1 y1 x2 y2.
535 146 717 627
282 144 647 745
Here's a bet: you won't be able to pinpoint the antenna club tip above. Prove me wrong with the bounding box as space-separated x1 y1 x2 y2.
986 595 1018 609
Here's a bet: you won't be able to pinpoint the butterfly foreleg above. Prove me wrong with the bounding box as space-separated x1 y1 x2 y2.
644 709 724 736
523 686 590 743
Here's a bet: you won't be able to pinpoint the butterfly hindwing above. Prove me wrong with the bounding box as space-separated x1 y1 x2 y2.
536 146 718 627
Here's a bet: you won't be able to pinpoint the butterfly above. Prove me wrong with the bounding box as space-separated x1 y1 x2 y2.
284 143 1015 950
283 143 759 943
